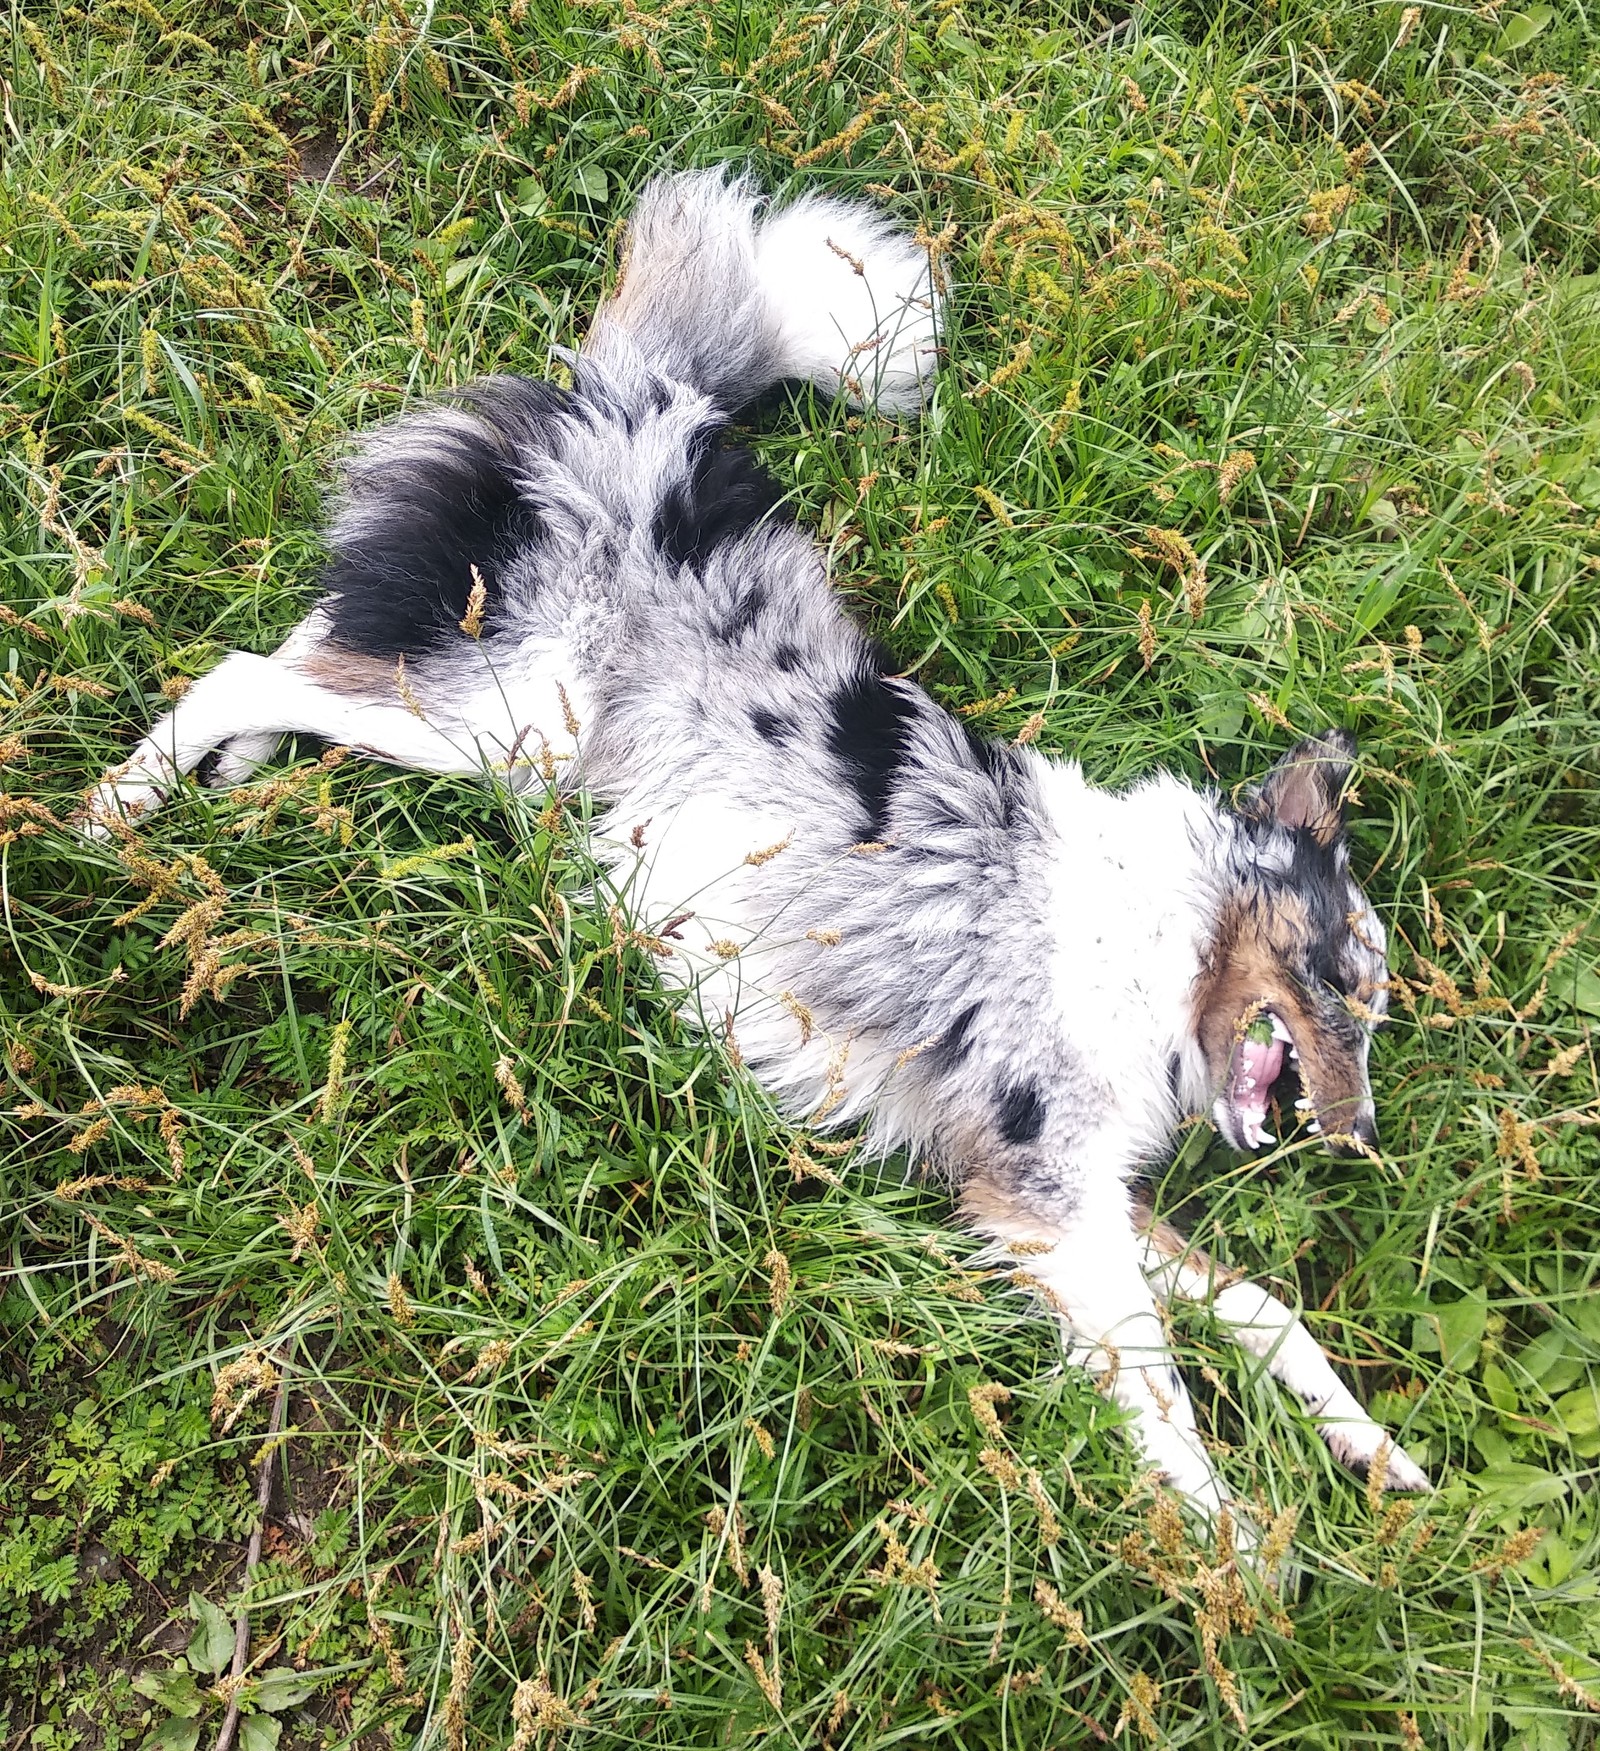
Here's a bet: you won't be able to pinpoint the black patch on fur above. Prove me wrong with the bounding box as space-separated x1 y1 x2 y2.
962 724 1016 782
773 643 803 673
749 705 792 745
653 431 788 573
321 376 566 657
959 724 1033 832
714 581 768 643
996 1078 1046 1145
1252 830 1358 997
929 1002 981 1070
825 648 921 837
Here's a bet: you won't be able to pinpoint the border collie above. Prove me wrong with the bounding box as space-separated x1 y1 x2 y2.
88 169 1428 1528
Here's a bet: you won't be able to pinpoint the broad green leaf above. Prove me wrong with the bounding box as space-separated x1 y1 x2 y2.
240 1715 283 1751
257 1668 319 1711
1555 1382 1600 1438
143 1719 201 1751
1542 1533 1575 1585
571 164 610 203
444 253 488 292
1482 1362 1519 1416
1431 1288 1489 1371
1475 1462 1569 1509
1565 963 1600 1019
1517 1328 1576 1388
132 1668 203 1718
1195 692 1245 741
1495 6 1555 51
187 1591 235 1676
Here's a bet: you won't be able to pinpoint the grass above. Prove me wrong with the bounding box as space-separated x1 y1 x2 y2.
2 0 1599 1744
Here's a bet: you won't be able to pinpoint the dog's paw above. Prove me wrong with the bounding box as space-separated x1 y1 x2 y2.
1325 1424 1432 1494
79 766 167 839
208 733 281 787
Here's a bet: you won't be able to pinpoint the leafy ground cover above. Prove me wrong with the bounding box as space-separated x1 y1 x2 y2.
3 0 1599 1744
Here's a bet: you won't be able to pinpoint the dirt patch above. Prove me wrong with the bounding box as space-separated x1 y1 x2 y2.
290 128 396 197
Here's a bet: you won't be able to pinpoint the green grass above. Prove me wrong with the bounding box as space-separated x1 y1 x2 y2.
3 0 1599 1744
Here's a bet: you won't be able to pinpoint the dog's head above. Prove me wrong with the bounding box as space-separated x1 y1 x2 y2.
1193 729 1390 1157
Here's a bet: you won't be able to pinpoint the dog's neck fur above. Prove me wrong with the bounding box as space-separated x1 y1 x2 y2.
1025 753 1249 1149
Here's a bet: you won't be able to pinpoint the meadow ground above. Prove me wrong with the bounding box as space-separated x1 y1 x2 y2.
3 0 1599 1745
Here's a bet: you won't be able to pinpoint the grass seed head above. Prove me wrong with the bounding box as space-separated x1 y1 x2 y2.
459 564 488 637
279 1199 319 1262
443 1632 474 1751
1120 1671 1161 1741
743 1641 782 1709
967 1381 1010 1440
764 1247 793 1317
210 1351 279 1430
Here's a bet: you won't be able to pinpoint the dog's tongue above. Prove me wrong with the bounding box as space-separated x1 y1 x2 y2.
1230 1033 1284 1146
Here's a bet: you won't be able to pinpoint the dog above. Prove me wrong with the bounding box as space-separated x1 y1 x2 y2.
87 168 1429 1529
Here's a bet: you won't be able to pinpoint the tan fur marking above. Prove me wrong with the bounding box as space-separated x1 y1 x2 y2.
960 1172 1066 1248
299 647 408 700
1130 1197 1240 1289
1190 890 1370 1135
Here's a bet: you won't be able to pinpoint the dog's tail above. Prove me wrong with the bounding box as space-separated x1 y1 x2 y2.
583 168 944 414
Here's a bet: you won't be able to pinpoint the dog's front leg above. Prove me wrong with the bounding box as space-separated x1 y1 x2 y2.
1135 1204 1431 1494
964 1172 1236 1529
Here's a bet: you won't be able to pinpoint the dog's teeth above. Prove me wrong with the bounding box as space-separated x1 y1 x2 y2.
1270 1015 1293 1043
1295 1098 1314 1111
1307 1119 1321 1134
1258 1129 1274 1145
1289 1047 1300 1062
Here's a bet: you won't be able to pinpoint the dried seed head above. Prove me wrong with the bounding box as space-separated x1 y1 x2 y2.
743 1641 782 1709
758 1564 783 1646
459 564 487 637
979 1447 1021 1490
1147 1490 1185 1556
1217 449 1256 503
967 1381 1011 1440
1120 1671 1162 1741
573 1567 596 1633
764 1248 793 1318
1024 1469 1061 1545
1034 1579 1088 1644
280 1199 319 1262
211 1351 279 1430
494 1054 529 1116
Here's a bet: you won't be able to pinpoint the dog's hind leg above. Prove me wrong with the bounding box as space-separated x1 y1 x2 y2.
206 614 331 786
964 1172 1240 1529
83 636 499 834
1136 1203 1431 1493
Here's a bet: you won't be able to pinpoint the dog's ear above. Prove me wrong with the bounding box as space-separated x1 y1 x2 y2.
1246 728 1356 847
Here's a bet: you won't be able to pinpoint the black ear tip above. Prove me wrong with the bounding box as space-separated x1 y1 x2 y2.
1322 727 1359 759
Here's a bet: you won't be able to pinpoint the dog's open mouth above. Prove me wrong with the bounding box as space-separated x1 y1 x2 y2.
1217 1008 1312 1151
